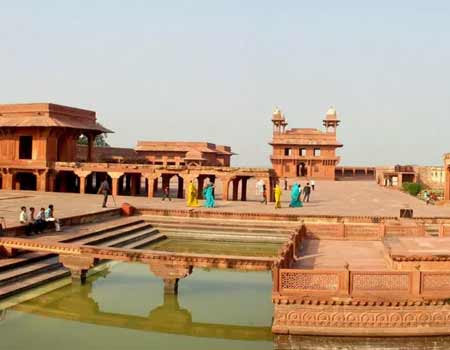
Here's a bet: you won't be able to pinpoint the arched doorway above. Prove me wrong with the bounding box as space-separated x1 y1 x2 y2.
297 163 307 177
14 172 37 191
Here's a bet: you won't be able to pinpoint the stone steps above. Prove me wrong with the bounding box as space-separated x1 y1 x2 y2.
121 233 167 249
0 257 61 286
157 228 288 243
101 228 160 248
0 252 56 273
70 222 153 246
0 267 70 300
61 217 145 243
151 222 293 234
143 215 298 230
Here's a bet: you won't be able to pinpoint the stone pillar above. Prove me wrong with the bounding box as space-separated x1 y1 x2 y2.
177 176 184 199
220 177 231 201
197 176 205 199
35 170 47 192
130 174 140 196
145 175 159 198
149 261 193 295
59 255 96 285
269 177 275 202
108 172 124 197
46 171 56 192
232 178 240 201
240 177 248 201
75 171 91 194
1 170 13 190
87 134 94 162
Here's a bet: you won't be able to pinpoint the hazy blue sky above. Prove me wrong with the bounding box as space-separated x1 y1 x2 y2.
1 1 449 166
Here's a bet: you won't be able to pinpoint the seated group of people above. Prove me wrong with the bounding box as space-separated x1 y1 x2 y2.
19 204 60 236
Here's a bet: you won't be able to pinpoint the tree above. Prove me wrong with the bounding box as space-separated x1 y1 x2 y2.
78 134 110 147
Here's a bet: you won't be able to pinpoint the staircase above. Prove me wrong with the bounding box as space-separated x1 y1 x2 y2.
142 216 298 243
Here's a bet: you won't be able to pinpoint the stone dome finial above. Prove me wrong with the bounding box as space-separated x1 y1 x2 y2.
326 106 337 116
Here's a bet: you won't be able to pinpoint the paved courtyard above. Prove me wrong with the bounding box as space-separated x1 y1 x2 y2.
1 180 449 228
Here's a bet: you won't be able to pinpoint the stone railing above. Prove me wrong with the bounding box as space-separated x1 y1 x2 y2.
303 222 426 240
273 269 450 301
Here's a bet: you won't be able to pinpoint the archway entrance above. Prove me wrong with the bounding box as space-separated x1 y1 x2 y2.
296 163 307 177
14 172 37 191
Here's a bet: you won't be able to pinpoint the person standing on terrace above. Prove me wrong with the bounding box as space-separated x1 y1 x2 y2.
203 183 215 208
98 178 110 208
289 183 303 208
186 180 199 207
274 183 282 209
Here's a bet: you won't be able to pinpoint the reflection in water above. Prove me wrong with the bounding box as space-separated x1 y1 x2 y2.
8 267 272 342
275 335 450 350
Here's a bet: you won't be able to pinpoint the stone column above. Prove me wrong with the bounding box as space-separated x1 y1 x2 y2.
46 171 56 192
1 170 13 190
87 134 94 162
177 176 184 199
220 177 231 201
197 175 205 199
130 174 140 196
108 172 124 197
232 178 240 201
145 174 159 199
240 177 248 201
35 170 47 192
149 261 193 295
75 171 91 194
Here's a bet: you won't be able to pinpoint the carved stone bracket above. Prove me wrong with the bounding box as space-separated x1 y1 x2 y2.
149 260 193 294
59 254 97 284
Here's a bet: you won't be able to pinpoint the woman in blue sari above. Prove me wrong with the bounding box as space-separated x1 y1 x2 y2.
203 183 215 208
289 182 303 208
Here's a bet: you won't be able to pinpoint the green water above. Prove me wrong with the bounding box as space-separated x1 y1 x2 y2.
0 263 274 350
147 237 281 257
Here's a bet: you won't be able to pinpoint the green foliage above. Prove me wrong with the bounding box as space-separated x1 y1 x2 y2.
77 134 110 147
402 182 422 196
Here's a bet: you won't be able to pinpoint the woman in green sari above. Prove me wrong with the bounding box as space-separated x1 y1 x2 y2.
289 182 303 208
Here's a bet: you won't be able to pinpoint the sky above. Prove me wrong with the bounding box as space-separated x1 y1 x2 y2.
1 0 449 167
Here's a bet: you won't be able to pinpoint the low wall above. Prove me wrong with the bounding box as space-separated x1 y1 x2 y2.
137 208 450 225
272 268 450 336
2 208 121 237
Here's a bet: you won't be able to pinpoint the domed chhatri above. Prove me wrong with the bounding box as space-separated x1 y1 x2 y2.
326 106 337 118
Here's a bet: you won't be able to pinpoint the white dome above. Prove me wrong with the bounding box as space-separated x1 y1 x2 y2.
326 106 337 116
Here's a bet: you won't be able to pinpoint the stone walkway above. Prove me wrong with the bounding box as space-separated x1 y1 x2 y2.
1 180 449 228
294 240 388 270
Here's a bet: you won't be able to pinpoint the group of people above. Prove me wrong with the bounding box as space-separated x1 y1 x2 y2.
19 204 60 236
274 180 316 209
186 181 215 208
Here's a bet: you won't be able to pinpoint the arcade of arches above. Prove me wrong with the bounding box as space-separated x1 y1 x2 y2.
2 164 276 202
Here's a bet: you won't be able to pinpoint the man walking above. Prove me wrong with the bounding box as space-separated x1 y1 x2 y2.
311 180 316 191
303 182 311 203
98 178 111 208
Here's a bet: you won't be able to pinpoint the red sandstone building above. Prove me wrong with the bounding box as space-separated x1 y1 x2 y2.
0 103 274 200
135 141 233 167
269 107 343 179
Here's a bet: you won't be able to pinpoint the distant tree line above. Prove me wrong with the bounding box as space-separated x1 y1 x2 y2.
78 134 110 147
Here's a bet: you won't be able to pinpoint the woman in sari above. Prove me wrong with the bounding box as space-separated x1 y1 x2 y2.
289 182 303 208
186 180 199 207
274 183 282 209
203 183 215 208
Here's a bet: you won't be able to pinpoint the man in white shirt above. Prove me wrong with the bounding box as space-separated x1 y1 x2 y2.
19 206 28 224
